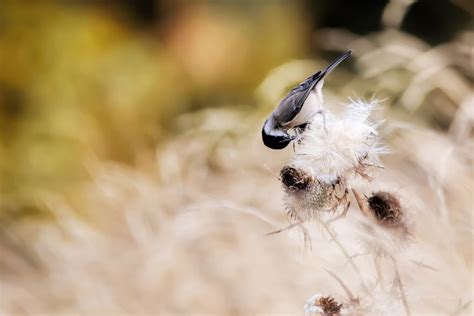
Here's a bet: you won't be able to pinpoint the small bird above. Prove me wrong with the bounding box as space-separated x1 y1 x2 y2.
262 50 352 149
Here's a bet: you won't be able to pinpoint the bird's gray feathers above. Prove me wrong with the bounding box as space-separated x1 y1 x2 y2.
272 71 323 125
270 50 353 127
262 50 352 150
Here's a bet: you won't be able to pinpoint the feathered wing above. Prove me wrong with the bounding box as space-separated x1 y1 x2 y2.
273 50 353 127
273 50 352 126
274 71 323 125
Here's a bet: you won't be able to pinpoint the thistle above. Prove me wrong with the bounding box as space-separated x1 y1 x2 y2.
304 294 344 316
272 98 414 316
367 191 404 228
281 99 384 223
292 99 386 184
280 166 348 221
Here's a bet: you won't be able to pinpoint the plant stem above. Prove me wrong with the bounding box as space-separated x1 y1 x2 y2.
316 217 370 295
351 188 371 217
391 256 411 316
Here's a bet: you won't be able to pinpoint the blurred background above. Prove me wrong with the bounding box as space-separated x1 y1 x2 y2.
0 0 472 314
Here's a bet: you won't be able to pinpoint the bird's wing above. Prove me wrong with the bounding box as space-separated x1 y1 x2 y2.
274 71 322 125
273 50 353 127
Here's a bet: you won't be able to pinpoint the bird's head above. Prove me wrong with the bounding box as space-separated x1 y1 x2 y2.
262 119 295 150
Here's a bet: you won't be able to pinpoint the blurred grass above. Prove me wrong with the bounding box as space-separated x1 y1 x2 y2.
0 1 309 212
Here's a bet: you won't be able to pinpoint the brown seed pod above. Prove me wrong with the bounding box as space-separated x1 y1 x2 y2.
280 166 349 222
280 166 314 191
367 191 403 227
305 294 344 316
318 296 343 315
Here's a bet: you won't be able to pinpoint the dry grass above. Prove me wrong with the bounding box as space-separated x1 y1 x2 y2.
1 101 472 314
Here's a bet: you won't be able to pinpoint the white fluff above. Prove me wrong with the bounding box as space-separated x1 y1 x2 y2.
304 294 325 316
293 99 386 183
304 293 352 316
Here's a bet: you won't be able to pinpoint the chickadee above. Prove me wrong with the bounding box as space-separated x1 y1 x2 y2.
262 50 352 149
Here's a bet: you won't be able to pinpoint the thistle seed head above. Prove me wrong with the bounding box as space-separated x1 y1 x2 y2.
280 166 346 221
280 166 314 191
318 296 343 315
304 293 343 316
367 191 403 227
292 99 387 183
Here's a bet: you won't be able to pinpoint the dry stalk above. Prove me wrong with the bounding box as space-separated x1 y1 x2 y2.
315 216 370 295
325 269 357 302
373 254 385 289
351 188 371 217
391 256 411 316
265 221 303 236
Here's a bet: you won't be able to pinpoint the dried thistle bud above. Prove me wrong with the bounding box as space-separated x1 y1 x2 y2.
280 166 348 221
280 166 314 191
318 296 343 315
354 190 410 256
367 191 403 227
304 294 343 316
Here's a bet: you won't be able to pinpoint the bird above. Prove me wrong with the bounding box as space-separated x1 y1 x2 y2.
262 50 353 150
